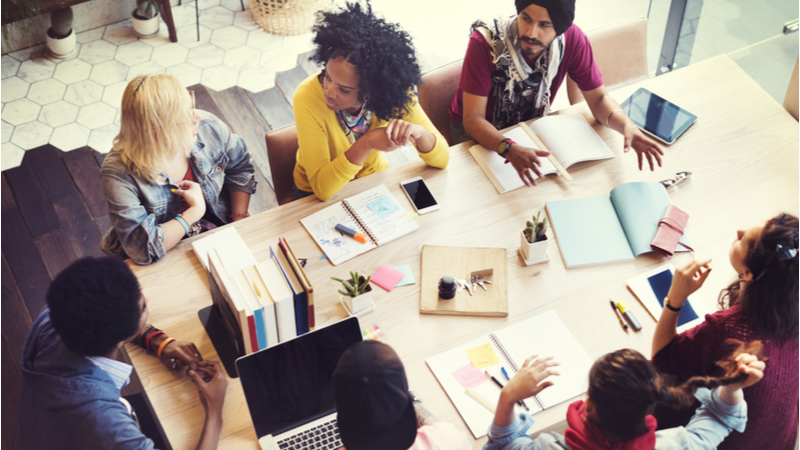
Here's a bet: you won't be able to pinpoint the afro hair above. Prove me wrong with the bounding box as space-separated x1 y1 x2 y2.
311 2 421 122
47 257 143 356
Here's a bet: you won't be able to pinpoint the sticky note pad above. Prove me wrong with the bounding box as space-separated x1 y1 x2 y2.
452 363 489 389
394 264 415 287
361 323 386 341
371 264 406 292
466 343 499 369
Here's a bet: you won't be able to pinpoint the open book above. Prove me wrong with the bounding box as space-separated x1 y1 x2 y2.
468 115 615 194
300 184 418 265
426 311 593 438
546 182 691 268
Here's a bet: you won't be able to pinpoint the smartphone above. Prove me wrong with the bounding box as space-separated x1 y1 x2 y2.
400 177 439 214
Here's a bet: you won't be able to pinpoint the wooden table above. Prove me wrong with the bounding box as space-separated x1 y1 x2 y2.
126 55 799 450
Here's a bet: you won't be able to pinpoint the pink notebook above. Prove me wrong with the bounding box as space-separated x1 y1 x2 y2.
371 265 406 292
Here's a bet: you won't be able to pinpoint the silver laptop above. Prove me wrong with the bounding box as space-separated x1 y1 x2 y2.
236 316 362 450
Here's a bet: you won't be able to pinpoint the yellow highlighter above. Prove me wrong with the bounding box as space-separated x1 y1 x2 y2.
615 301 642 331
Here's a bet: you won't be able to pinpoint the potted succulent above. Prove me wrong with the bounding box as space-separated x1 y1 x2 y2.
131 0 160 38
332 271 373 314
45 7 75 58
520 211 549 264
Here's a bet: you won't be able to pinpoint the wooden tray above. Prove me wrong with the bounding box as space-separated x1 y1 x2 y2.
419 245 508 316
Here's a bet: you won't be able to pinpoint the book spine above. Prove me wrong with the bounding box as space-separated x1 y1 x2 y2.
247 315 258 353
342 200 379 245
489 333 545 411
252 308 267 350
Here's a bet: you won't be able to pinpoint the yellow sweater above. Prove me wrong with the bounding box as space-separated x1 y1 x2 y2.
293 73 450 201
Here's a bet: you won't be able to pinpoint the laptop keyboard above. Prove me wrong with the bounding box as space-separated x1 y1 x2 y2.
277 419 342 450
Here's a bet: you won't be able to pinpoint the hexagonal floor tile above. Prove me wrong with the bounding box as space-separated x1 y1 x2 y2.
237 66 276 93
171 4 200 29
17 57 57 83
166 63 203 87
88 123 120 154
2 98 40 125
200 65 239 91
64 79 104 106
177 24 213 48
198 0 223 10
43 42 82 63
150 44 189 68
200 6 235 30
2 120 13 144
39 100 80 128
233 9 259 31
2 76 30 102
220 0 244 12
222 45 261 71
90 60 130 86
187 44 226 68
50 122 91 151
27 78 67 105
77 102 118 129
247 29 282 51
1 142 25 170
79 39 118 64
76 27 106 44
139 23 173 47
103 20 138 45
260 47 299 73
126 61 166 81
7 44 45 62
2 55 21 79
210 25 248 50
54 58 93 84
115 40 154 66
11 120 53 149
102 81 129 108
282 33 314 54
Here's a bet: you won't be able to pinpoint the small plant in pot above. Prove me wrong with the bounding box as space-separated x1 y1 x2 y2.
332 271 373 314
132 0 160 38
46 7 76 58
520 211 549 263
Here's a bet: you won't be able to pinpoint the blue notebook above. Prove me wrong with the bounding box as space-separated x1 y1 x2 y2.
627 263 708 331
546 182 691 268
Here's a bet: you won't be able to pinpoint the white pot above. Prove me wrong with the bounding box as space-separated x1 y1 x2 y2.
131 10 161 38
520 231 549 262
342 277 374 315
45 28 76 58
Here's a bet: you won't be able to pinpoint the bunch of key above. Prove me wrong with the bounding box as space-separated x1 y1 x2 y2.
456 274 492 296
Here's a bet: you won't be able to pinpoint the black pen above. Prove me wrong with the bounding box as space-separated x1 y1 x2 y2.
485 371 529 411
610 300 629 332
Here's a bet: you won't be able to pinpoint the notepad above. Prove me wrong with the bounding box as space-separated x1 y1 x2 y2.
426 311 593 438
627 263 709 332
370 264 406 292
300 184 418 266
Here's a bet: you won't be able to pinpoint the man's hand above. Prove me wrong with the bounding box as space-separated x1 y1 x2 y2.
160 339 203 371
189 360 228 415
506 144 551 187
624 123 664 171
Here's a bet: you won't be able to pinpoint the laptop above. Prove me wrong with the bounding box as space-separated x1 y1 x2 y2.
236 316 363 450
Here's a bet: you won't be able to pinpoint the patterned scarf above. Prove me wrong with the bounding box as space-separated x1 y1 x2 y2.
472 16 565 130
335 105 372 145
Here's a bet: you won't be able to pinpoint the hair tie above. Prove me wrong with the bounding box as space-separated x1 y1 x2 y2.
776 244 798 261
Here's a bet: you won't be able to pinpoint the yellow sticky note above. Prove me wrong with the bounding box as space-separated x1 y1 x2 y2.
466 343 499 369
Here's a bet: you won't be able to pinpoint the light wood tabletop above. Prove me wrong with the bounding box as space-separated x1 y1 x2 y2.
126 55 799 450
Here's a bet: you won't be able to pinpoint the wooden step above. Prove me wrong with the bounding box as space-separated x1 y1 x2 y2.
297 50 322 77
246 87 294 131
275 65 309 107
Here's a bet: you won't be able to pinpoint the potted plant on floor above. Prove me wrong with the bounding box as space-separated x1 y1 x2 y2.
132 0 160 38
520 211 549 264
332 271 373 315
45 6 75 58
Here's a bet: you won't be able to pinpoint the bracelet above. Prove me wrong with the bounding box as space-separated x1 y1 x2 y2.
140 325 159 349
497 138 516 158
157 337 176 359
229 213 250 220
664 297 682 312
606 108 622 128
174 214 191 236
145 330 165 353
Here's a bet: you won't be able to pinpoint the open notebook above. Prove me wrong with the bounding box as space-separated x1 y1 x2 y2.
301 184 418 265
426 311 593 438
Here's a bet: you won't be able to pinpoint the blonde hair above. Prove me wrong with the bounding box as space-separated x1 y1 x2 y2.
113 74 196 183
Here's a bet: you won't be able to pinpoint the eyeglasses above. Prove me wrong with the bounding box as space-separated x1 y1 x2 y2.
660 171 692 188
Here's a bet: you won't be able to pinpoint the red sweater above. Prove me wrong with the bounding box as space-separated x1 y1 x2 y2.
652 304 798 450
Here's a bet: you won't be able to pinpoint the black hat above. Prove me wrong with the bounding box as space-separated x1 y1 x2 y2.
515 0 576 36
333 341 418 450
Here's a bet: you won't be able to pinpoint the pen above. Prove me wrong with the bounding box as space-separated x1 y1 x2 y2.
610 300 629 332
485 371 529 411
501 366 510 380
334 223 368 243
616 301 642 331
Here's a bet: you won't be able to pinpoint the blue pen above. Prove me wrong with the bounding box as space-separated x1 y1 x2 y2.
501 367 510 380
498 367 530 411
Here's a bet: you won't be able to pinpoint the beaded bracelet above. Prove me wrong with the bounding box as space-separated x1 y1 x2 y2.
174 215 191 236
157 337 176 359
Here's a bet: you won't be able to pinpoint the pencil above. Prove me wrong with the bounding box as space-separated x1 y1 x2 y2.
485 371 529 411
610 300 629 332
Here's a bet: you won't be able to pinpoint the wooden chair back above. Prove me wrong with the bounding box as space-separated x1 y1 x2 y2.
265 123 299 206
419 59 463 145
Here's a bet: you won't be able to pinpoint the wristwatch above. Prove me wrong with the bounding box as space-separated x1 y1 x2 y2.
497 138 515 158
664 297 682 312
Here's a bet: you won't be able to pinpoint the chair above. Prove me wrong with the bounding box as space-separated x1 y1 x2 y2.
783 55 798 121
566 17 649 105
418 59 463 146
265 124 299 206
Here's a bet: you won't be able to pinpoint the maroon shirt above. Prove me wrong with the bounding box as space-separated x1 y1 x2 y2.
449 23 603 124
652 304 799 450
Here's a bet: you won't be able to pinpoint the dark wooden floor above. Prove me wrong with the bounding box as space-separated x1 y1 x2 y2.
0 51 320 449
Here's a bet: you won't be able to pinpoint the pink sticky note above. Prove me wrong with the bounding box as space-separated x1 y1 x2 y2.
370 264 406 292
452 363 489 390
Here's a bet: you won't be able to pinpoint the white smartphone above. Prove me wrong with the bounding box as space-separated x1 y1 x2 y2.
400 176 440 214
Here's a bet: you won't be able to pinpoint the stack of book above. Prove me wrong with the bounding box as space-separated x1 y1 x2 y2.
193 228 314 357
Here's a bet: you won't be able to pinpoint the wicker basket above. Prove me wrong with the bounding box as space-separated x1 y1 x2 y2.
248 0 333 36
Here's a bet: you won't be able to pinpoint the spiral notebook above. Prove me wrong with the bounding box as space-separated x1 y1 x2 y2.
300 184 418 265
426 311 593 438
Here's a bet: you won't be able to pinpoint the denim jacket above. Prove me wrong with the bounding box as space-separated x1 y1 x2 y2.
484 388 747 450
100 110 256 265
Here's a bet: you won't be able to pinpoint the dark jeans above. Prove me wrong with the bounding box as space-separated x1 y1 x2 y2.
292 184 314 201
449 120 471 145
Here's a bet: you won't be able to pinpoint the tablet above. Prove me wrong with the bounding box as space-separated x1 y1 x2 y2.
620 87 697 145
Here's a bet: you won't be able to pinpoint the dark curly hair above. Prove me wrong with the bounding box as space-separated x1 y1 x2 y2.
311 1 421 121
47 257 143 356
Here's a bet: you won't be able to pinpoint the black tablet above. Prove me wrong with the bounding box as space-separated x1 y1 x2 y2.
620 87 697 145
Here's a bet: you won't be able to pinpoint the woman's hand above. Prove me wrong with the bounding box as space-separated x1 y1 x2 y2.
719 353 766 405
385 119 424 147
666 259 712 308
173 180 206 223
501 355 560 403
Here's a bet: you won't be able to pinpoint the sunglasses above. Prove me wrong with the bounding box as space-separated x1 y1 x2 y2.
660 171 691 188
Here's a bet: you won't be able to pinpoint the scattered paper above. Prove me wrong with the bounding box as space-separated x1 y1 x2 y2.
452 363 489 389
394 264 416 286
371 264 406 292
466 343 499 369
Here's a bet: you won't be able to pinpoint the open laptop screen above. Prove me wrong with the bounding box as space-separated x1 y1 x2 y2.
236 316 362 439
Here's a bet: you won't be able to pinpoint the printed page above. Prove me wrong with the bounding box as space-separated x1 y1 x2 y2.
530 115 615 168
300 202 377 266
343 184 419 245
